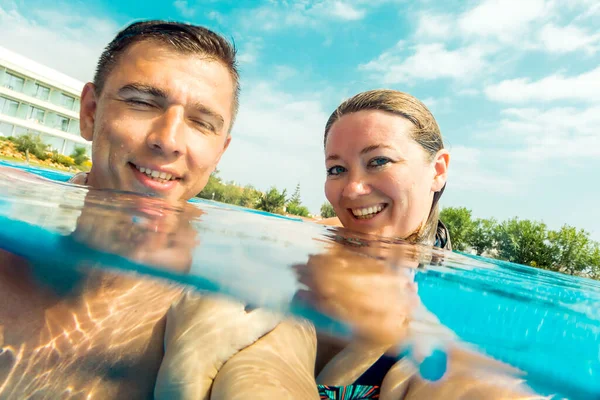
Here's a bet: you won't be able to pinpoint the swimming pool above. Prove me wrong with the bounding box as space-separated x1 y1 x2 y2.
1 161 599 399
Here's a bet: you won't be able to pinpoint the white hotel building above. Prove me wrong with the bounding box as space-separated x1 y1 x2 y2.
0 46 90 155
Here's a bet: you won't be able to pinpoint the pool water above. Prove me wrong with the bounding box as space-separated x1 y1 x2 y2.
1 160 599 399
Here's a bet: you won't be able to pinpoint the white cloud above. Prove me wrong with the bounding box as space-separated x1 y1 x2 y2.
538 23 600 54
485 66 600 104
457 88 480 96
415 13 453 39
421 96 452 114
274 65 298 81
458 0 551 44
237 38 263 65
0 4 118 83
359 42 490 84
500 105 600 160
327 2 365 21
218 81 331 213
447 145 517 193
174 0 196 18
207 10 224 24
240 1 374 31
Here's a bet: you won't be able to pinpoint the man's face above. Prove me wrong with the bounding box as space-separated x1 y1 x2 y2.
80 40 234 201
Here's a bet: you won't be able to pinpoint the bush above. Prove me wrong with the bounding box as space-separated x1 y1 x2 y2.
70 146 89 165
50 151 75 167
257 187 287 214
320 202 336 218
287 202 310 217
14 134 49 160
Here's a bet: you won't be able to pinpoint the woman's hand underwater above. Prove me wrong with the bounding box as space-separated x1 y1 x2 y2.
293 248 420 346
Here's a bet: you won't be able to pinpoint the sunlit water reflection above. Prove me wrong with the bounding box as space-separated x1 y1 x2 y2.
1 162 599 399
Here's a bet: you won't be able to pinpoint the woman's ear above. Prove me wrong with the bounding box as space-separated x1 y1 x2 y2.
431 149 450 192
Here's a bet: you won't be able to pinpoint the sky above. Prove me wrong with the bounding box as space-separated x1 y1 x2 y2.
1 0 599 240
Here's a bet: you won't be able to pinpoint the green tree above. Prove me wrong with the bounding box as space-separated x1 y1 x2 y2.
439 207 474 251
494 218 554 268
287 202 310 217
469 218 497 256
587 243 600 279
14 134 49 160
320 202 336 218
257 187 287 214
289 183 302 206
220 181 244 205
285 183 310 217
239 185 262 208
197 170 224 200
70 146 89 165
547 225 594 275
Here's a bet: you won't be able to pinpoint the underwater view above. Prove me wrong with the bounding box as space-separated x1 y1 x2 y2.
1 161 599 399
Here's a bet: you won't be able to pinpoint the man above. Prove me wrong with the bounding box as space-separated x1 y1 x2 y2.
0 20 263 399
73 20 236 200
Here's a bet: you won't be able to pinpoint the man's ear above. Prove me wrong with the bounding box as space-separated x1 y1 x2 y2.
216 134 232 164
431 149 450 192
80 83 98 141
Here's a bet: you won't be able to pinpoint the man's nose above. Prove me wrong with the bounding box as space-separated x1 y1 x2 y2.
146 107 186 157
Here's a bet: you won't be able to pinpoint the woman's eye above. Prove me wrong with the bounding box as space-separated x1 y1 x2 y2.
327 165 346 176
368 157 391 168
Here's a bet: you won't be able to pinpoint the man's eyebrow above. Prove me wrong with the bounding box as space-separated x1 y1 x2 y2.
118 83 168 99
191 101 224 129
118 83 225 130
360 144 394 155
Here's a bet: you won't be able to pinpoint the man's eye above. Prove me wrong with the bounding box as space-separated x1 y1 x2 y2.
191 119 215 132
127 99 153 107
327 165 346 176
368 157 391 168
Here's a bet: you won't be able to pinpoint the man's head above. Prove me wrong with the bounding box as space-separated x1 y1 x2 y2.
80 20 239 201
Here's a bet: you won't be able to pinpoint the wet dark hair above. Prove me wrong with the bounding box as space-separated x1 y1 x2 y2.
93 20 240 120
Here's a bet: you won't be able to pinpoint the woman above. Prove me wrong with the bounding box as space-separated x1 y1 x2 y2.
319 89 451 250
155 90 543 399
307 89 544 399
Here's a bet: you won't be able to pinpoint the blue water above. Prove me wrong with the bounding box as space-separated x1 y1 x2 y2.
1 160 600 399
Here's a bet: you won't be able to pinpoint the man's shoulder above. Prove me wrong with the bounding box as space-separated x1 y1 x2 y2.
69 172 88 185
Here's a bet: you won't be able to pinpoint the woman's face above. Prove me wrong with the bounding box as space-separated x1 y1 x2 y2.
324 110 448 239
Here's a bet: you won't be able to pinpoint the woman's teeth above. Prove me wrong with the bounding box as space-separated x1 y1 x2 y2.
135 165 176 183
351 204 385 219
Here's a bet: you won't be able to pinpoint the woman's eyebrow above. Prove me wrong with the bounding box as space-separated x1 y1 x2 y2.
360 144 394 155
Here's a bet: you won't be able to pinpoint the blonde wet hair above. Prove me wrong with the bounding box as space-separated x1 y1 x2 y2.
324 89 447 246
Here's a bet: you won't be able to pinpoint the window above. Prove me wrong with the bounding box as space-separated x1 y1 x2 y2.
34 84 50 101
0 96 19 117
28 106 46 123
0 122 14 136
5 73 25 92
60 94 75 110
56 115 70 132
